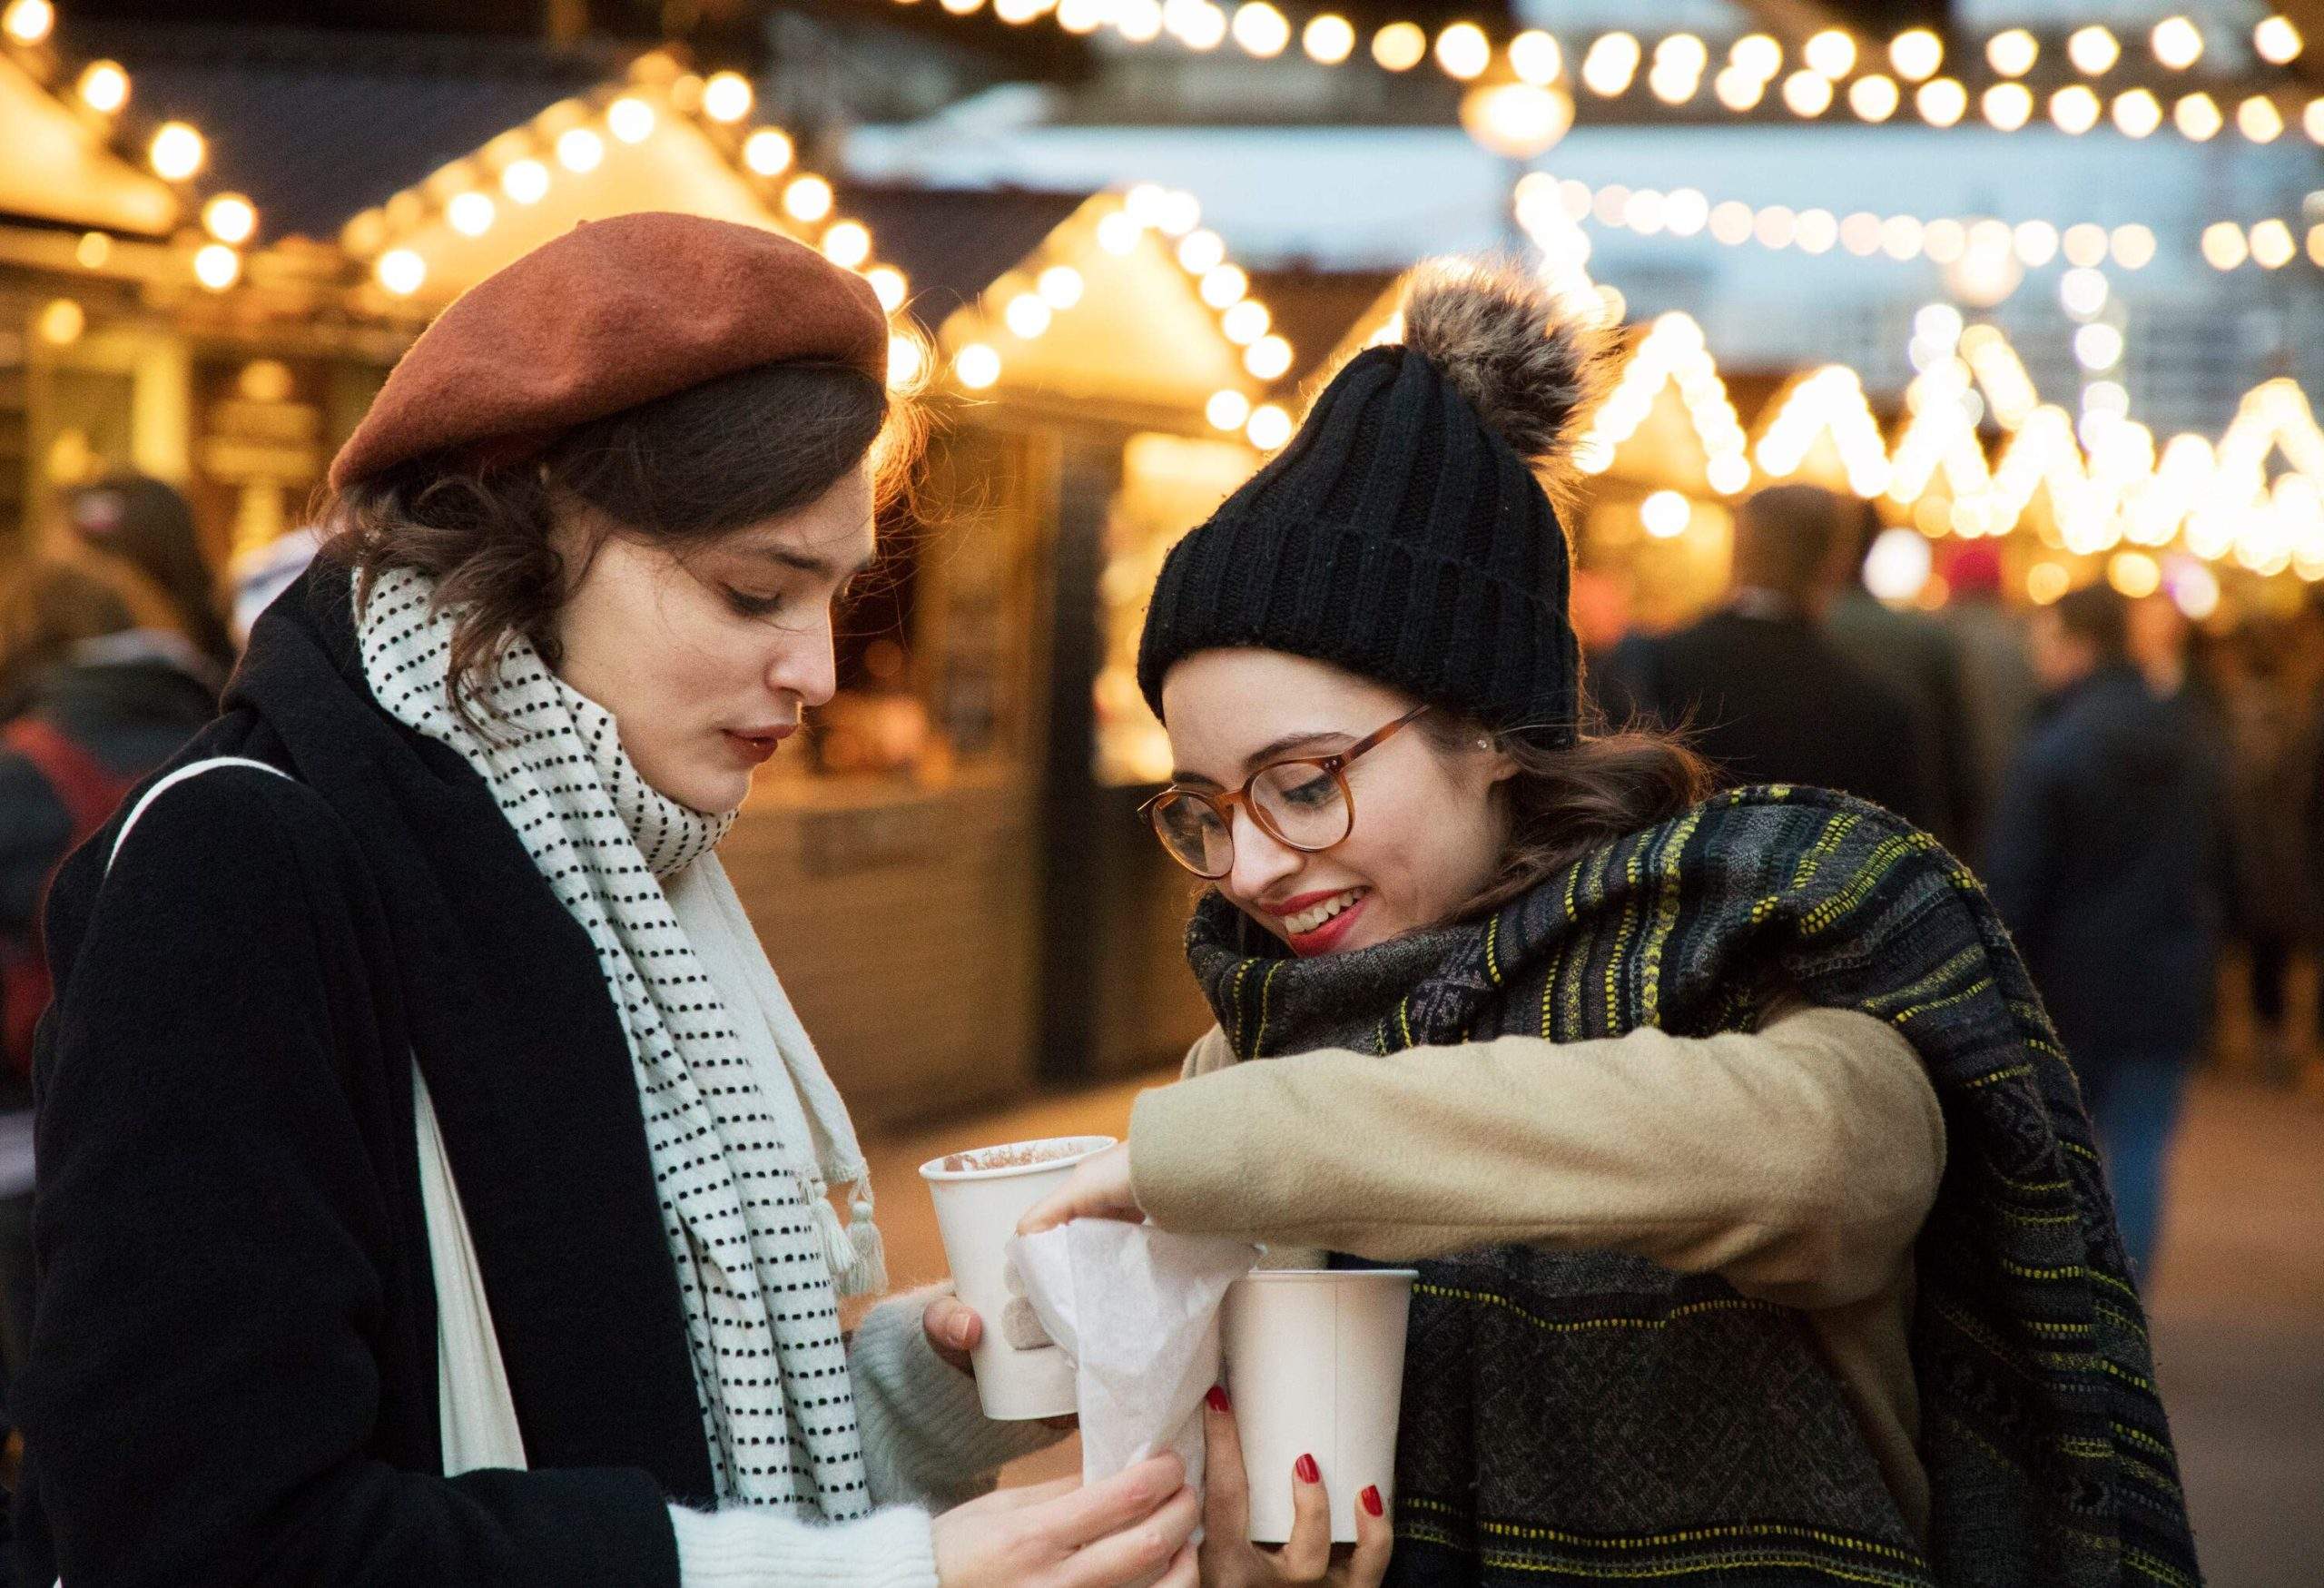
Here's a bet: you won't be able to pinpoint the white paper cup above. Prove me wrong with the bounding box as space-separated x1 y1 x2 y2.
1222 1268 1417 1544
920 1135 1117 1419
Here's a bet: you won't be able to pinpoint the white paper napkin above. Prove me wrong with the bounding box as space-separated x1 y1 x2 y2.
1008 1221 1260 1493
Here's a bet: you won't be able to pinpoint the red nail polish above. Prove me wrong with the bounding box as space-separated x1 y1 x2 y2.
1361 1485 1384 1518
1295 1454 1320 1484
1206 1385 1232 1414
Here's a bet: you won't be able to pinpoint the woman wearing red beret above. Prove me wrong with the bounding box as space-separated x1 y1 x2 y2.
12 214 1197 1588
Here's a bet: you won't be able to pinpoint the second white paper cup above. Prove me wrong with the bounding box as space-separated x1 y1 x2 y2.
1222 1267 1417 1544
920 1135 1116 1420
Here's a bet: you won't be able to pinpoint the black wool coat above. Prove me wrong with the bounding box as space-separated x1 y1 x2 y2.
14 567 717 1587
1600 607 1943 829
1981 662 2229 1063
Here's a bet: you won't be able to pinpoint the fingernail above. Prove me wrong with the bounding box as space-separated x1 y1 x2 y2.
1295 1454 1320 1484
1205 1385 1231 1414
1361 1485 1384 1518
951 1317 973 1346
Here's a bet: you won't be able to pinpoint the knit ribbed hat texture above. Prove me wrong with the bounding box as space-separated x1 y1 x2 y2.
1137 264 1604 745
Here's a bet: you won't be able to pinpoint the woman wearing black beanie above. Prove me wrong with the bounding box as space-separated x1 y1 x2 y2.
1025 262 2197 1588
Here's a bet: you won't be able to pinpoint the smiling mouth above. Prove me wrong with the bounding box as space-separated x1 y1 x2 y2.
1280 888 1366 936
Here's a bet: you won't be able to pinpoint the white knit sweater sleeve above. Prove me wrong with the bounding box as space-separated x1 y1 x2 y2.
667 1502 937 1588
846 1287 1070 1510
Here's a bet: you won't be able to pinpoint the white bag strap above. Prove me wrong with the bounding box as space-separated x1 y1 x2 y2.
103 755 527 1475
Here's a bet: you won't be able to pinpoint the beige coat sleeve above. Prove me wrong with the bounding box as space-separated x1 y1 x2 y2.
1131 1004 1945 1312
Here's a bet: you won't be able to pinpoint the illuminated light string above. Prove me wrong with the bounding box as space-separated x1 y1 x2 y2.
0 3 266 291
1525 173 2316 276
957 182 1296 450
337 58 933 391
852 2 2323 146
1515 190 2324 582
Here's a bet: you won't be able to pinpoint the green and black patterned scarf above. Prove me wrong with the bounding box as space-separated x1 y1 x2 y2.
1188 785 2198 1588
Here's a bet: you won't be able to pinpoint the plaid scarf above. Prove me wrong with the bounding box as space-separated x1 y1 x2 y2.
1188 785 2198 1588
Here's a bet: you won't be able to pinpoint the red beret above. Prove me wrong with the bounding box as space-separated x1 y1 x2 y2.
330 212 889 488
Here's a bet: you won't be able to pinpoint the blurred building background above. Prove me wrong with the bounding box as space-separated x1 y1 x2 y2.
1 2 2319 1577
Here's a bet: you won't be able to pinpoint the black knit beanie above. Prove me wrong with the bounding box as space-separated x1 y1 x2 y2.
1137 261 1608 745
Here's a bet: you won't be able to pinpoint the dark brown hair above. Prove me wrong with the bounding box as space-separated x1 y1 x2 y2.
324 354 923 705
1421 708 1717 919
64 473 235 670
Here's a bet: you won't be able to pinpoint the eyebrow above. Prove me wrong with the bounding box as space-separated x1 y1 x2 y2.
1169 727 1355 787
743 544 880 580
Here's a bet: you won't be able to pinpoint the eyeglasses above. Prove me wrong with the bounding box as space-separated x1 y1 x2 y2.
1140 705 1432 880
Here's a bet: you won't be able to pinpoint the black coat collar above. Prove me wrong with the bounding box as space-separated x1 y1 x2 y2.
230 565 715 1500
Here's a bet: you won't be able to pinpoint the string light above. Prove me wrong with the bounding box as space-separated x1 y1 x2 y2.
2173 93 2222 140
149 123 205 182
858 0 2322 148
822 220 872 268
1888 29 1941 81
2152 16 2204 71
2238 96 2284 143
1246 404 1293 450
376 248 427 296
1986 28 2037 78
556 127 605 173
867 265 908 311
2068 26 2120 74
1782 70 1834 117
743 128 794 176
1206 389 1251 431
200 193 257 245
1509 30 1561 86
1546 173 2184 274
1302 14 1354 65
608 96 656 143
702 71 753 123
2113 89 2163 138
1372 21 1425 72
1916 78 1967 127
954 343 1001 390
1983 83 2033 131
2051 86 2101 135
192 243 240 291
1 0 53 45
501 158 550 204
1848 74 1900 123
2254 16 2303 65
448 191 496 237
76 60 129 114
783 174 834 222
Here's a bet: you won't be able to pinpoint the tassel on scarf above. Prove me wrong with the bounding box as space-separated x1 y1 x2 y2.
808 1175 889 1297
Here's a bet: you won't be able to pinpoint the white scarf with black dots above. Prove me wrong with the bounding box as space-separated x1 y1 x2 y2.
356 565 887 1517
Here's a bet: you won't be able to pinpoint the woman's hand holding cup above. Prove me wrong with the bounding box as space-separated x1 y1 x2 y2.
1016 1142 1142 1234
931 1453 1199 1588
1198 1386 1392 1588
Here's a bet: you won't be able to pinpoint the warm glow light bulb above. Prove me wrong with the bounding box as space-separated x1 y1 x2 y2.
954 343 1001 390
2255 16 2303 65
2238 96 2285 143
1302 14 1354 65
1849 74 1900 122
1206 390 1252 431
1232 4 1291 59
376 248 427 296
149 123 205 182
2051 85 2102 134
202 193 256 245
1582 33 1642 96
1916 78 1967 126
1434 22 1492 81
556 127 604 173
2 0 54 45
1038 263 1084 309
2112 89 2163 138
1888 28 1940 82
2068 25 2121 74
77 60 129 114
702 71 753 123
501 158 550 204
2174 93 2222 140
1509 30 1561 86
1783 69 1835 117
1982 82 2033 131
821 221 872 269
607 96 655 143
1986 28 2037 78
744 128 794 176
1004 292 1052 339
784 175 834 222
192 243 240 291
1803 29 1856 79
867 266 908 312
447 192 495 238
2152 16 2203 70
1371 21 1426 73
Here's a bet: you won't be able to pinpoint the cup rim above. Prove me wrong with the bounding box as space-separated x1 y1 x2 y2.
1230 1267 1421 1284
918 1134 1118 1183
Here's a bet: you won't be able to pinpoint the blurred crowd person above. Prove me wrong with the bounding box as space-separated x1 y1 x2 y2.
1825 503 1980 853
1982 585 2227 1277
0 475 228 1404
1599 482 1943 829
1932 542 2040 853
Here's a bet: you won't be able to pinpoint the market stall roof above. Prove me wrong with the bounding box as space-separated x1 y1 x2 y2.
1244 266 1398 389
835 183 1088 326
64 22 616 245
0 32 178 236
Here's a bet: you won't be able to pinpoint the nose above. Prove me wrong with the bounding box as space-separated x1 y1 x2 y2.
768 609 839 709
1224 805 1302 904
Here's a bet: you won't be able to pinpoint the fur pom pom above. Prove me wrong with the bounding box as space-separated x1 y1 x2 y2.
1398 259 1612 473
